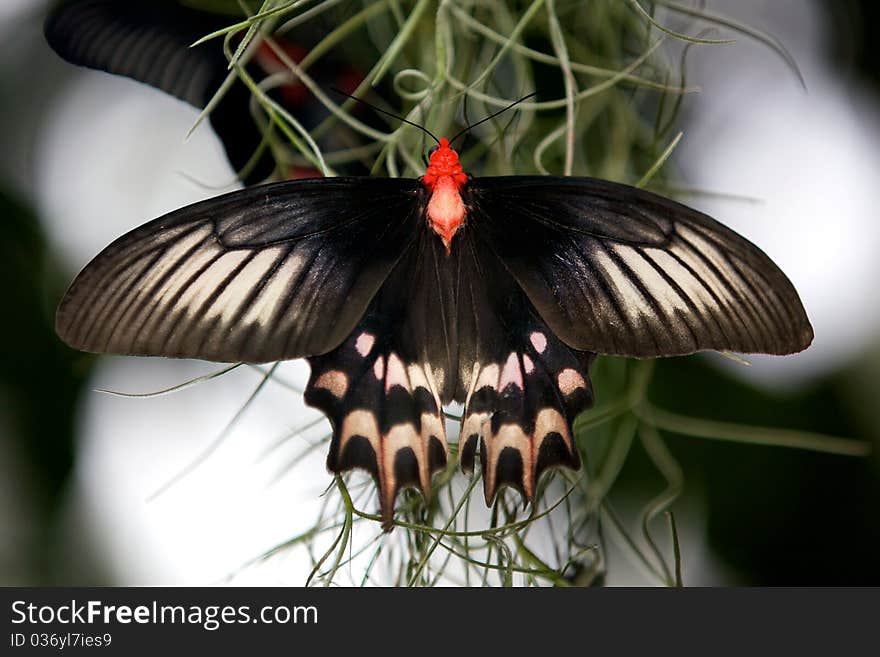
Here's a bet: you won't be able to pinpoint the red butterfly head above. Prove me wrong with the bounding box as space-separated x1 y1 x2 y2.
423 138 467 187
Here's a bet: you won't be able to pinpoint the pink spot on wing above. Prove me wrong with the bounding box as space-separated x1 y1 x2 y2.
314 370 348 398
530 332 547 353
373 356 385 380
522 354 535 374
498 353 523 390
557 368 586 396
356 333 375 357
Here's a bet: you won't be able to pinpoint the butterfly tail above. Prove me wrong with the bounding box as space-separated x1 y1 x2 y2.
305 312 449 530
460 323 594 506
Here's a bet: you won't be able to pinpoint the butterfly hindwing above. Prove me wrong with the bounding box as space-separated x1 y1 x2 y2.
303 229 477 527
454 242 594 505
468 176 813 358
460 325 593 506
303 224 595 526
55 178 423 363
304 311 449 530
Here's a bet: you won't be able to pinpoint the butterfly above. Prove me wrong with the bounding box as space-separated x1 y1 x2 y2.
47 1 813 529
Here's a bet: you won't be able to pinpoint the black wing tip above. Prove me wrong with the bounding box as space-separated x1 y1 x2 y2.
43 0 78 52
44 0 113 48
798 322 815 352
565 310 815 359
724 313 815 357
771 320 814 356
55 289 87 352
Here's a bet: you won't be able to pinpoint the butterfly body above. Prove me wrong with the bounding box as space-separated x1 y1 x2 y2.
422 138 468 249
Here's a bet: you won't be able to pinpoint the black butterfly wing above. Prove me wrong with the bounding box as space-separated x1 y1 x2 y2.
303 231 467 527
467 176 813 358
305 303 451 531
45 0 275 183
56 178 423 363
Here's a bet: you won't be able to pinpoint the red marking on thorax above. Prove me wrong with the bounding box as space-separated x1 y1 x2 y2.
421 138 467 250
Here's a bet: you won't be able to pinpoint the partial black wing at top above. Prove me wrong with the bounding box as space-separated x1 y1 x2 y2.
468 176 813 358
45 0 230 109
56 178 423 363
44 0 274 183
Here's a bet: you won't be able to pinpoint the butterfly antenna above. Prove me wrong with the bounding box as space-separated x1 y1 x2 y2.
449 91 538 146
330 87 440 144
460 93 471 153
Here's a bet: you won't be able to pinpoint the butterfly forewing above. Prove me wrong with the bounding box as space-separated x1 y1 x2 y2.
468 176 813 358
55 178 423 363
